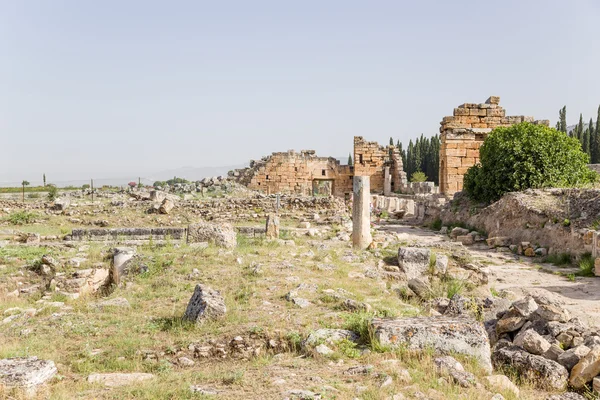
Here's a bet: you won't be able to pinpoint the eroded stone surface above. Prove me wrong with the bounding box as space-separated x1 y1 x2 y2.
183 284 227 323
371 316 492 372
0 357 57 389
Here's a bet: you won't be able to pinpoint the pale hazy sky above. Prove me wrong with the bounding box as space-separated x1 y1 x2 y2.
2 0 600 183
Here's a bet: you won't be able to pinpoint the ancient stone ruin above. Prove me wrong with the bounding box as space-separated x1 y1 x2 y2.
439 96 550 196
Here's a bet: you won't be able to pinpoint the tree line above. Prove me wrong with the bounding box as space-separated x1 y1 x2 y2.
392 135 440 184
556 105 600 164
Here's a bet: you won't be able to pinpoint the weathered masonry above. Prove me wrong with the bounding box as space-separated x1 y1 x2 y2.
439 96 549 196
230 137 409 198
353 137 408 195
231 150 354 197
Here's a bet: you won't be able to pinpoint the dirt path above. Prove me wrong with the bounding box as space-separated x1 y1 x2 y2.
379 223 600 327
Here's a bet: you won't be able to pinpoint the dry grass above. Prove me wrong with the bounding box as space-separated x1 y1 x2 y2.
0 199 560 399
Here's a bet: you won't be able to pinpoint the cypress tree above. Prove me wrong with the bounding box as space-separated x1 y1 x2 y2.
594 105 600 164
559 106 567 133
347 153 353 166
588 118 594 159
583 128 590 155
577 114 584 142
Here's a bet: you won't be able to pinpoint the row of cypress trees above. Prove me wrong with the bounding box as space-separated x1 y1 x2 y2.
392 135 440 184
556 105 600 163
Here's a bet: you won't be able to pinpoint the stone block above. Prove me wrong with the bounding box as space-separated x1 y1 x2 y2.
487 108 506 117
486 96 500 105
469 109 487 117
371 316 492 373
453 108 470 116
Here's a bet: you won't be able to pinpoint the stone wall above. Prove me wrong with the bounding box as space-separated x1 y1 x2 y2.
439 96 549 196
353 137 407 193
229 150 353 197
69 227 186 242
231 137 409 197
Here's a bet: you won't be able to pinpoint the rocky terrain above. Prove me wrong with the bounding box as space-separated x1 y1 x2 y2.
1 188 600 399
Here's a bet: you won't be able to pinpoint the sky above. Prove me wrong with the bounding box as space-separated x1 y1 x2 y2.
2 0 600 184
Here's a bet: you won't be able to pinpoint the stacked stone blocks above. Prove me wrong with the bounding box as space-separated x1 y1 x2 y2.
439 96 549 196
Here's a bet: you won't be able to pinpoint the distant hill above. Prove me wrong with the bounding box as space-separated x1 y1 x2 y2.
566 123 593 135
0 164 246 188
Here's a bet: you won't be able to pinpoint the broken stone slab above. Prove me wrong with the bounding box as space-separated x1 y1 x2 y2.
569 345 600 388
492 345 568 390
486 237 512 248
457 235 474 245
407 278 432 300
187 222 236 248
87 372 154 387
302 329 360 349
56 267 109 296
433 356 476 388
53 197 70 211
371 316 492 373
159 198 175 214
484 375 519 398
397 247 431 280
111 247 136 286
450 227 469 239
183 284 226 324
0 357 57 390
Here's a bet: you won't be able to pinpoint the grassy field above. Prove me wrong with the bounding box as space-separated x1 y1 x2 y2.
0 198 549 399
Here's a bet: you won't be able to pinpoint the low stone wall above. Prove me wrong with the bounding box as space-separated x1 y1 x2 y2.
69 228 186 242
440 189 600 256
401 182 439 195
182 195 348 222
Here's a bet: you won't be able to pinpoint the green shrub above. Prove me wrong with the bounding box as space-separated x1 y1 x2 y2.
578 253 595 277
4 211 38 225
47 185 58 201
410 171 427 183
464 123 597 203
544 252 572 266
429 218 442 231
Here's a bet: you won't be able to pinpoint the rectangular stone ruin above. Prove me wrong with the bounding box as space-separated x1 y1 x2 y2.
69 227 186 242
439 96 549 196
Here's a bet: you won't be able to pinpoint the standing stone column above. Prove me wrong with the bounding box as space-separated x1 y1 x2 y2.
384 166 392 196
352 176 372 249
265 213 280 239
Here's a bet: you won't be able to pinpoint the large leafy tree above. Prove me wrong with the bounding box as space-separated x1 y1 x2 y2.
464 123 597 203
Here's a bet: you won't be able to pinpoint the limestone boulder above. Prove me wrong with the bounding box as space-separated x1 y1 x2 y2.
492 345 568 390
519 329 551 355
111 247 136 286
183 284 226 324
187 222 237 248
371 316 492 372
450 227 469 239
0 357 57 390
159 198 175 214
265 214 280 240
484 375 519 398
53 197 70 211
569 345 600 388
486 237 511 248
397 247 431 279
434 356 476 387
302 329 359 349
557 345 590 371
